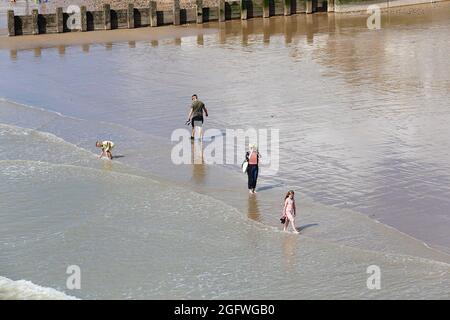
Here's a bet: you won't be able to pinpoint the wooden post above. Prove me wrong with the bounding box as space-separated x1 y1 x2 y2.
196 0 203 24
284 0 292 15
128 3 135 28
149 1 157 27
306 0 313 13
219 0 225 22
103 4 111 30
31 9 39 35
56 8 64 33
240 0 247 20
173 0 180 25
7 10 15 36
263 0 270 18
80 6 87 32
327 0 335 12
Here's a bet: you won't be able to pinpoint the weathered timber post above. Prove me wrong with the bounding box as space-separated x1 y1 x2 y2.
149 1 157 27
103 4 111 30
56 7 64 33
31 9 39 35
128 3 135 28
240 0 247 20
219 0 225 22
173 0 181 25
196 0 203 24
7 10 15 36
328 0 335 12
284 0 292 15
306 0 313 13
263 0 270 18
80 6 87 32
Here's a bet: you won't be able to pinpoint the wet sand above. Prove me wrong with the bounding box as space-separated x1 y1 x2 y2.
2 99 450 299
0 24 217 50
2 1 449 49
1 1 450 299
1 2 450 254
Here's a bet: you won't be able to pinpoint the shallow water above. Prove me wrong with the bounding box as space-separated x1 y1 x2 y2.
1 123 449 299
1 2 450 299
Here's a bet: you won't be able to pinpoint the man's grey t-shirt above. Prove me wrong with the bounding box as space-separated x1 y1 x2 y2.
191 100 205 118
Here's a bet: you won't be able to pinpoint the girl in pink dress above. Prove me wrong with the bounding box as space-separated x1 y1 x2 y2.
281 190 299 233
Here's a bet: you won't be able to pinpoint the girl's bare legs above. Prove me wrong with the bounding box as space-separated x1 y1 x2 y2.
283 219 289 232
291 218 299 234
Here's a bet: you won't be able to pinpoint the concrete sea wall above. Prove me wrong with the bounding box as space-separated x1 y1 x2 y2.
334 0 447 12
7 0 330 36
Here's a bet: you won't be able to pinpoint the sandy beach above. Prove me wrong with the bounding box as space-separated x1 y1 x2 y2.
1 1 450 299
0 23 218 50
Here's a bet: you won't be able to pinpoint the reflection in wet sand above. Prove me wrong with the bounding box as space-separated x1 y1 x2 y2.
241 20 249 46
263 18 271 44
58 45 65 56
197 34 204 46
191 140 207 185
102 158 114 172
247 195 261 222
282 234 298 271
9 49 16 60
33 47 41 57
1 1 450 254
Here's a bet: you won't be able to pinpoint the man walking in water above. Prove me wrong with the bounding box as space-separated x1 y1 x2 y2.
187 94 208 140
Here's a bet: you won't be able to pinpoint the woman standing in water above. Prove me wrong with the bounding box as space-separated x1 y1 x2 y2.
281 190 299 233
245 144 260 194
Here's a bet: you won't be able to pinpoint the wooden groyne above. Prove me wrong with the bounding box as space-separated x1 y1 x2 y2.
7 0 332 36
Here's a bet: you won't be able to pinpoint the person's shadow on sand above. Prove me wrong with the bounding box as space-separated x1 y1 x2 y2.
112 155 125 159
297 223 319 233
256 183 284 192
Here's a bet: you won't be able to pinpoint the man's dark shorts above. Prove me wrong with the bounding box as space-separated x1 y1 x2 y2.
191 116 204 128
